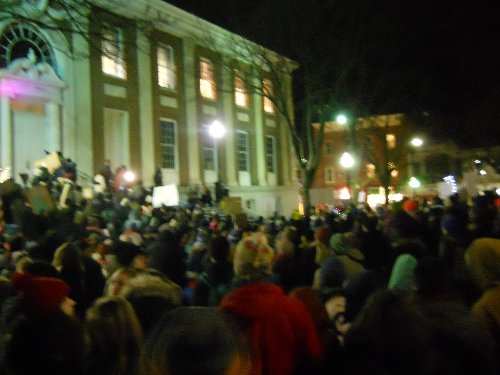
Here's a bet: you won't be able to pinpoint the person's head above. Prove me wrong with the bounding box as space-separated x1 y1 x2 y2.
120 272 183 335
85 297 143 371
321 288 346 321
233 233 275 281
142 307 251 375
11 273 75 317
465 238 500 289
106 267 138 296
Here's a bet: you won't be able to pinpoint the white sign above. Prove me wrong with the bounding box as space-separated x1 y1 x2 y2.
152 184 179 208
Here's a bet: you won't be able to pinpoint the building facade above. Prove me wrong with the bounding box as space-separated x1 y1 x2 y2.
311 113 411 206
0 0 298 217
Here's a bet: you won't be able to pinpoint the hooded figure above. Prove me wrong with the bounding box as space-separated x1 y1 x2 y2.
465 238 500 354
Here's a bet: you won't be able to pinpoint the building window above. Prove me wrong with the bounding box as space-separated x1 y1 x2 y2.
101 24 126 79
325 167 335 183
157 45 176 89
265 135 276 173
386 133 396 149
237 131 249 172
234 71 248 107
202 127 216 171
199 58 216 100
159 119 176 169
263 79 274 114
0 24 55 69
325 141 334 155
366 163 376 179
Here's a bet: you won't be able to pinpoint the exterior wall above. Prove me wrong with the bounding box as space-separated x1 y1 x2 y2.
311 114 410 204
0 0 299 217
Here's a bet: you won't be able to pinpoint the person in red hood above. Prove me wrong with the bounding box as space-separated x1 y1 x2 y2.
220 233 323 375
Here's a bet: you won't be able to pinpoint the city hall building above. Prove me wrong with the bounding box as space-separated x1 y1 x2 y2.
0 0 298 217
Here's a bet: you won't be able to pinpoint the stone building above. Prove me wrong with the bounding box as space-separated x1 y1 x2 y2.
0 0 298 217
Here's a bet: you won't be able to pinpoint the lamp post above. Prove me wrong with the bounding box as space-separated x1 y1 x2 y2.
409 137 423 176
337 113 358 202
408 176 420 198
208 120 226 202
340 151 355 200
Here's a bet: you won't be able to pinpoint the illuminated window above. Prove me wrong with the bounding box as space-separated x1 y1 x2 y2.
237 131 249 171
386 133 396 149
159 119 176 169
199 58 216 100
265 136 276 173
263 79 274 114
234 71 248 107
325 141 334 155
101 24 126 79
366 163 376 179
157 45 176 89
325 167 335 183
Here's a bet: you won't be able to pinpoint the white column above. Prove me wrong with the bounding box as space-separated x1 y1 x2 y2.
279 72 294 185
71 26 93 176
221 59 237 186
137 32 155 185
45 102 61 152
0 96 12 169
252 77 267 186
183 38 202 186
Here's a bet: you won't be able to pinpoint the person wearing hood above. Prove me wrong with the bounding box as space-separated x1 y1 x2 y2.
220 233 323 375
465 238 500 357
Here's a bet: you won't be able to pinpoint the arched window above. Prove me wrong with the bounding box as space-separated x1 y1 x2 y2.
0 23 55 69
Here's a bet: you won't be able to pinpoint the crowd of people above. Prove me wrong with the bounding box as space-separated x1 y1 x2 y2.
0 168 499 374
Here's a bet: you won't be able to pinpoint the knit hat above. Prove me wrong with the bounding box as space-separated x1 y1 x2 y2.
233 233 275 279
11 273 69 315
329 233 348 255
403 199 419 212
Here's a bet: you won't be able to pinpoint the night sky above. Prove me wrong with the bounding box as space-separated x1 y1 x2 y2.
166 0 500 148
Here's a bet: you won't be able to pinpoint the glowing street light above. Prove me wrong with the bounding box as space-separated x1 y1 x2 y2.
208 120 226 139
340 152 355 169
336 114 348 125
410 137 423 147
408 176 421 189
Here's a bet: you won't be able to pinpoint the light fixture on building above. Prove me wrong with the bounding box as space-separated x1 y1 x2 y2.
409 177 421 189
340 152 355 169
208 120 226 139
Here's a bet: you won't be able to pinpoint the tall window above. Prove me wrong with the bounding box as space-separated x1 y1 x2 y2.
202 127 216 170
237 131 249 172
386 133 396 149
199 58 216 100
325 167 335 183
325 141 334 155
157 45 176 89
159 119 176 169
263 79 274 113
234 71 248 107
265 135 276 173
366 163 376 179
101 24 126 79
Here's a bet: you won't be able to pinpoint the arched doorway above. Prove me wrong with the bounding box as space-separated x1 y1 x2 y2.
0 22 65 182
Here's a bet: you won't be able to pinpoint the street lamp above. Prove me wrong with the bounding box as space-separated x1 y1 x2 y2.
410 137 423 147
208 120 226 202
340 151 355 200
208 120 226 139
336 114 348 126
408 176 420 198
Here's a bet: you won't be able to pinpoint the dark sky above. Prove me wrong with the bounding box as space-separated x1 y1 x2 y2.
166 0 500 147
